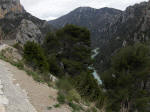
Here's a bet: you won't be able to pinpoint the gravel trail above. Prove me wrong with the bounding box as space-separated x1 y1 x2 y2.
0 60 37 112
0 44 71 112
0 59 71 112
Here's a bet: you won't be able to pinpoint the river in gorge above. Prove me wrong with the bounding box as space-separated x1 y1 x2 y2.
91 48 102 85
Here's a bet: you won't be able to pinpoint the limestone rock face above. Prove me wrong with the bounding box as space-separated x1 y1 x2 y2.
16 19 43 44
0 0 24 18
0 0 52 46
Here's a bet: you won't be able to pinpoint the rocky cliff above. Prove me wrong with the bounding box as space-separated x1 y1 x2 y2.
0 0 24 18
95 1 150 74
0 0 52 45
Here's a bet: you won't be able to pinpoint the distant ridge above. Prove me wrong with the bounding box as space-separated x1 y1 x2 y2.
48 7 122 48
49 1 150 75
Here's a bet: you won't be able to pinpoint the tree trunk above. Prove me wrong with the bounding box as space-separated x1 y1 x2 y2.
120 99 130 112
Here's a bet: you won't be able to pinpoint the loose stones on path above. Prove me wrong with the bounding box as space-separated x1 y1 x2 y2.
0 80 9 112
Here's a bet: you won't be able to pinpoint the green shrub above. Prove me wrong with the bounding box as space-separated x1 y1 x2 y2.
68 102 82 111
47 106 52 110
56 78 73 91
66 89 81 103
91 107 97 112
25 70 44 82
53 104 60 108
48 55 62 76
10 61 24 70
56 78 82 104
13 43 23 51
23 41 49 73
57 92 66 104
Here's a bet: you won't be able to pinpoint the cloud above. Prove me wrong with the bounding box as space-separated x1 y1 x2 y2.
20 0 148 20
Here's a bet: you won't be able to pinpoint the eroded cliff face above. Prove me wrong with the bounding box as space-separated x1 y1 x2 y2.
0 0 52 45
0 0 24 18
16 19 43 44
95 1 150 74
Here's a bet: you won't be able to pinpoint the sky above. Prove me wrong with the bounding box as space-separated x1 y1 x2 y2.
20 0 148 21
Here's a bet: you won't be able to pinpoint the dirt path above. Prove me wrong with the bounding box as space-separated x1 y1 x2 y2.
0 60 37 112
0 59 71 112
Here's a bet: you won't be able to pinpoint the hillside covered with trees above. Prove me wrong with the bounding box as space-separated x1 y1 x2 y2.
22 23 150 111
23 25 104 111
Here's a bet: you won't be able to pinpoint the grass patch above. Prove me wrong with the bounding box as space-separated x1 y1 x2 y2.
53 104 60 108
68 102 83 111
91 107 97 112
47 106 52 110
13 43 23 51
10 61 24 70
25 69 44 83
86 107 98 112
57 92 66 104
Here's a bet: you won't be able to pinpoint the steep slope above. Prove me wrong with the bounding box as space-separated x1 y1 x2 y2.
0 0 24 18
0 0 52 45
48 7 122 48
0 45 71 112
95 1 150 74
49 1 150 75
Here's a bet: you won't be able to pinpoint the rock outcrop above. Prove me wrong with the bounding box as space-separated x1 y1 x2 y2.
16 19 43 44
0 0 52 45
0 0 24 18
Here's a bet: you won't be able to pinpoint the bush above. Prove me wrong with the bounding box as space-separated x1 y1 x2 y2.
23 41 49 73
57 92 66 104
25 70 44 82
13 43 23 51
47 106 52 110
68 102 82 111
48 55 62 76
66 89 81 103
10 61 24 70
53 104 60 108
56 77 82 105
56 77 73 91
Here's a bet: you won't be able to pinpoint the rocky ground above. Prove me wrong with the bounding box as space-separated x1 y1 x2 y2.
0 44 71 112
0 59 71 112
0 60 37 112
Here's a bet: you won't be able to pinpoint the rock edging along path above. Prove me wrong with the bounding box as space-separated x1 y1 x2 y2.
0 60 37 112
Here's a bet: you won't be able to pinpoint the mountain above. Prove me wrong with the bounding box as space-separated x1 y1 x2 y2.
48 7 122 48
95 1 150 74
0 0 52 45
49 1 150 75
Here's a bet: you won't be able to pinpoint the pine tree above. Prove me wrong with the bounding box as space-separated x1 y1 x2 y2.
101 43 150 112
